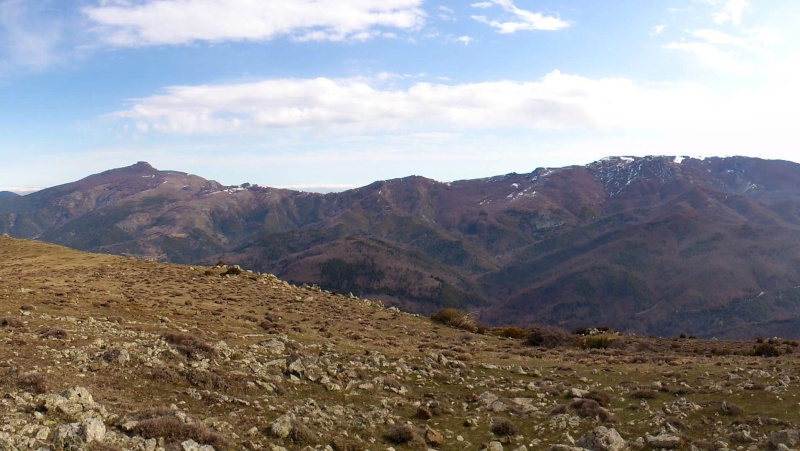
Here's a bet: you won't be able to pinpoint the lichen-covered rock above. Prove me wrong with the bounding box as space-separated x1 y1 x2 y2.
52 418 106 450
270 413 295 439
575 426 626 451
772 430 800 448
645 432 682 449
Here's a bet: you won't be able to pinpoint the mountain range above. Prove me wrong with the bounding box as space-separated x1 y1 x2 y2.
3 156 800 339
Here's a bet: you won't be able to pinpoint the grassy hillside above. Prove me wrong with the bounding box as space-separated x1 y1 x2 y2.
2 236 800 450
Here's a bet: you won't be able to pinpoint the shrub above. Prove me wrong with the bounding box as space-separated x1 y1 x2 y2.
568 398 616 422
490 417 518 436
38 327 68 339
430 308 478 332
526 324 573 348
720 401 743 416
385 424 419 444
584 390 612 407
223 266 243 276
0 317 25 329
665 416 688 432
630 389 658 399
552 399 615 422
331 437 364 451
288 419 319 444
17 372 47 394
580 336 614 349
161 332 215 359
753 343 782 357
490 326 530 339
132 411 229 450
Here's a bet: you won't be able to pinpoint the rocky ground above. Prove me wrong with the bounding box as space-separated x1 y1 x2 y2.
2 235 800 451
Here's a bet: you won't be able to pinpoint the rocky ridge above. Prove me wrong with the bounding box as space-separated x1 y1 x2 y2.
4 157 800 338
2 236 800 450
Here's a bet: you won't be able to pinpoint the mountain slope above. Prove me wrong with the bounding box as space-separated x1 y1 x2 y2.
5 237 800 450
4 156 800 338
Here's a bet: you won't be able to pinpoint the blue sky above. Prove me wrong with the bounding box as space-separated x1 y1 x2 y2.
1 0 799 193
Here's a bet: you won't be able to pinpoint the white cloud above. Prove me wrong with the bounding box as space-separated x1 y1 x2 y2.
651 24 666 36
455 35 474 45
663 40 751 74
438 5 455 21
693 27 779 48
109 71 707 135
83 0 426 46
664 26 781 74
714 0 748 25
470 0 568 33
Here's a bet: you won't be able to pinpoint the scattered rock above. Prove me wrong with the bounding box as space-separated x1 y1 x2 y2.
270 413 295 439
425 427 444 446
772 430 800 448
575 426 626 451
645 432 682 449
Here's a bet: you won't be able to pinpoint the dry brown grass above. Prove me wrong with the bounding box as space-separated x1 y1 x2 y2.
385 424 420 444
430 308 479 332
490 417 518 436
4 237 800 450
0 317 25 328
38 326 68 339
526 324 573 348
17 372 48 394
132 410 230 450
160 332 215 359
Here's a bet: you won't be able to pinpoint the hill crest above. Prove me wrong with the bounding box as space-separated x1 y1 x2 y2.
3 156 800 338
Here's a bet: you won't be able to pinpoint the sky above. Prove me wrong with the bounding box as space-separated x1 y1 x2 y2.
1 0 799 193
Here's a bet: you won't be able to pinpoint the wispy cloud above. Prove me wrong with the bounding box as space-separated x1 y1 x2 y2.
470 0 569 34
663 40 751 74
108 71 705 135
0 0 73 74
651 24 666 36
662 1 781 74
713 0 748 25
83 0 426 46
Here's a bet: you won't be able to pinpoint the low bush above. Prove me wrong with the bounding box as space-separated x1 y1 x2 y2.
288 419 319 444
526 324 573 348
330 437 364 451
385 424 419 444
584 390 612 407
0 317 24 329
161 332 215 359
753 343 782 357
430 308 479 333
630 389 658 399
580 336 615 349
17 372 47 394
720 401 743 416
490 326 530 339
223 266 243 276
568 398 616 422
38 327 68 339
490 417 518 436
132 410 229 450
